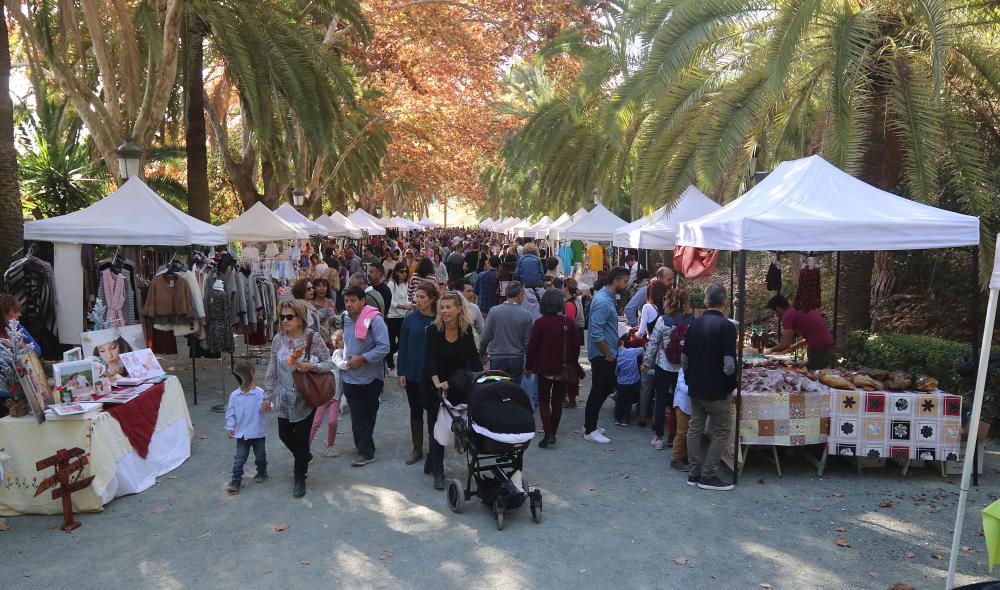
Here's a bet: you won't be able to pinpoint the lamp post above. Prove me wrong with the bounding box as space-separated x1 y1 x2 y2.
116 139 143 181
292 188 305 207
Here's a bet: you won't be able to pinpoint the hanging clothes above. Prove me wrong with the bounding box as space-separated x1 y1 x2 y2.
206 287 235 353
766 258 782 292
794 258 822 312
3 254 58 358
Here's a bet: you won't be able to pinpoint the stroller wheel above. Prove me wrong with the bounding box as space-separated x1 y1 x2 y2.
495 504 505 531
530 491 543 524
446 479 465 514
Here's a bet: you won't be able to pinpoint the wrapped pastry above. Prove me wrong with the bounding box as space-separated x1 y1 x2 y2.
886 372 912 391
819 370 855 390
859 367 892 381
915 374 939 392
852 374 884 391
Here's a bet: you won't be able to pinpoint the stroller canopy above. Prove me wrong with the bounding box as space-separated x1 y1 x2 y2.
466 376 535 436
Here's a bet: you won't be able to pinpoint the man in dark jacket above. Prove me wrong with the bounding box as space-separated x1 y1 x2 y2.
681 284 737 491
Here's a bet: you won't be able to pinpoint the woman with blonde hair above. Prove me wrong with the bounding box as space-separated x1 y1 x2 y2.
264 298 334 497
423 290 482 489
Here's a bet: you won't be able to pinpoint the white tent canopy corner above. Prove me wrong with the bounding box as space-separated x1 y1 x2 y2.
316 213 363 239
558 204 628 243
224 202 308 242
346 210 387 235
421 217 442 228
614 185 722 250
549 208 590 241
273 203 327 236
677 155 980 252
520 215 553 239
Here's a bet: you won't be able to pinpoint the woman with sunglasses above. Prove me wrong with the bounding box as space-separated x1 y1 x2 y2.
424 290 482 489
386 262 412 369
291 278 322 334
263 299 334 498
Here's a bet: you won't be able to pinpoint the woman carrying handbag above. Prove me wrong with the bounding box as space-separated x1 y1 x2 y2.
525 289 581 448
264 299 334 498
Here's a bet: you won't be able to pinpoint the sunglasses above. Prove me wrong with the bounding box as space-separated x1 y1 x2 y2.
306 285 315 290
280 314 297 321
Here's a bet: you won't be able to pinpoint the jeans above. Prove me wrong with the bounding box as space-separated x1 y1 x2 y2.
584 356 616 434
638 369 655 417
537 376 565 435
231 437 267 483
386 317 403 368
309 399 341 447
687 397 733 481
343 380 383 460
490 356 524 385
405 380 426 422
614 381 639 421
653 367 679 437
278 409 316 480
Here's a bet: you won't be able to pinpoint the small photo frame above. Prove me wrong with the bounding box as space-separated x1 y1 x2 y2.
18 350 52 423
119 348 165 380
53 358 98 397
62 347 83 363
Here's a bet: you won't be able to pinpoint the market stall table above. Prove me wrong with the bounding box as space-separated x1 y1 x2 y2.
0 376 192 515
734 390 832 476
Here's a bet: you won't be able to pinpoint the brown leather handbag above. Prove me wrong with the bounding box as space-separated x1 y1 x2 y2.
560 317 581 385
293 331 335 408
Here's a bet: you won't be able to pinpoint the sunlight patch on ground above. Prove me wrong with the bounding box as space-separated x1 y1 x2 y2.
138 559 184 590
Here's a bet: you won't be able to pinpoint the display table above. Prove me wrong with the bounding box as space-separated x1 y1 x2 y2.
724 390 831 476
0 376 192 515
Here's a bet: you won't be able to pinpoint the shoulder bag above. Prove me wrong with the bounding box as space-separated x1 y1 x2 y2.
560 316 581 385
293 331 336 408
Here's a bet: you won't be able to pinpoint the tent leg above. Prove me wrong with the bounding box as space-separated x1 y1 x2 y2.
832 252 841 347
971 246 980 488
733 251 747 486
945 286 997 590
192 353 198 406
729 253 736 318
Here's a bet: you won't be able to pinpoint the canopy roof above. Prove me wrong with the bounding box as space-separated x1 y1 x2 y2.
421 217 442 228
558 204 628 242
346 210 387 235
612 206 668 247
509 217 533 234
351 208 388 228
477 217 494 229
493 217 521 232
225 202 307 241
386 216 422 231
316 213 363 239
274 203 327 236
678 155 981 251
520 215 553 239
23 177 228 245
614 186 722 250
549 208 590 241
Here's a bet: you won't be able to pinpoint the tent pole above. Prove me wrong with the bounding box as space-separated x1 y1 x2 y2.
733 250 747 485
729 253 736 318
945 285 997 589
832 252 841 347
192 353 197 406
971 246 981 488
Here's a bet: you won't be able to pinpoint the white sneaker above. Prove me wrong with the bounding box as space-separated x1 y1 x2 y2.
323 446 338 458
584 430 611 444
578 426 607 435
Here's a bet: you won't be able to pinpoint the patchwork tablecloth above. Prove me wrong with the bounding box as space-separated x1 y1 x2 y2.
739 391 831 446
826 390 962 462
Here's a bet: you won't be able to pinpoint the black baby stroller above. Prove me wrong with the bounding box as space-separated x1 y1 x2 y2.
439 371 543 530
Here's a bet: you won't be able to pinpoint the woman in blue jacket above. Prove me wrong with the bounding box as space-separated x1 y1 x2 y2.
514 243 545 286
396 283 438 467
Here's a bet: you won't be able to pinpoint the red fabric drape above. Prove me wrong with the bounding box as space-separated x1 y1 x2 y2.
103 382 166 459
672 246 720 279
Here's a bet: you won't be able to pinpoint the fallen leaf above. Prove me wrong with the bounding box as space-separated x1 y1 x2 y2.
879 501 893 508
47 524 59 530
379 550 393 560
274 523 289 532
759 584 773 589
869 572 880 578
932 554 945 561
0 520 8 531
928 507 939 513
673 557 688 565
587 486 596 491
905 551 915 558
961 545 973 553
263 569 272 575
758 478 768 485
834 527 846 532
152 507 166 514
835 538 852 548
832 491 845 498
199 435 208 440
604 448 616 453
638 487 648 494
810 507 822 512
301 560 311 566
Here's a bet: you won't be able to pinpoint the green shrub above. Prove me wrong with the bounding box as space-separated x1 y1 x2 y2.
846 330 1000 426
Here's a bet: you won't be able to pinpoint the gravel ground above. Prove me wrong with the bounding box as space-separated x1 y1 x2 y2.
2 348 997 590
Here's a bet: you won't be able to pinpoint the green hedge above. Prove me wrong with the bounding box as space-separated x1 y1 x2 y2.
846 330 1000 425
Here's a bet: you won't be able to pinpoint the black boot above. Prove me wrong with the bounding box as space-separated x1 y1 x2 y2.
433 470 446 490
423 454 432 475
293 477 306 498
538 435 550 449
406 419 424 465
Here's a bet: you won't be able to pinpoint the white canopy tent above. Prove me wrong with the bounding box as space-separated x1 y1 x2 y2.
346 210 387 235
477 217 494 229
614 186 722 250
24 177 227 246
612 206 667 247
549 208 589 241
520 215 553 239
386 216 422 232
273 203 327 236
490 217 515 232
22 177 229 345
494 217 521 233
509 217 534 237
225 202 308 241
421 217 442 228
315 213 363 239
678 155 980 251
558 204 628 242
351 208 388 229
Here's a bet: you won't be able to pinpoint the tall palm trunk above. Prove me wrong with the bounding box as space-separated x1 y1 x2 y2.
0 5 23 271
185 20 211 222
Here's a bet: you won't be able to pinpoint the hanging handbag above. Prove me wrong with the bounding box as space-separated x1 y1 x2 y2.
292 331 336 408
560 317 581 385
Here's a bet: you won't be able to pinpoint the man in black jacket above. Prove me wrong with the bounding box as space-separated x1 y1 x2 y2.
682 284 737 491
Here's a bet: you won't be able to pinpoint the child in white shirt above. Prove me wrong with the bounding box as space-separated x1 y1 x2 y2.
225 362 269 494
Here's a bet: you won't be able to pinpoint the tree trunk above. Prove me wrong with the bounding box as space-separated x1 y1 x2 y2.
871 251 896 303
0 5 24 270
185 20 211 221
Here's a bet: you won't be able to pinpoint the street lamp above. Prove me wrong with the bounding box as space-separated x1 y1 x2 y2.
292 189 305 207
116 139 143 181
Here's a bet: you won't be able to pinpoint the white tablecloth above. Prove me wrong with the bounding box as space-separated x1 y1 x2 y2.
0 376 193 515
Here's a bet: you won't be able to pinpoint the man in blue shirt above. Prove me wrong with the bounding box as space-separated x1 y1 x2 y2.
584 267 631 443
473 255 500 316
341 285 390 466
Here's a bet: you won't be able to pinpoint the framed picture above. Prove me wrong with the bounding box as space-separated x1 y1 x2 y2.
62 347 83 362
80 325 146 377
18 350 52 423
53 358 97 397
119 348 165 380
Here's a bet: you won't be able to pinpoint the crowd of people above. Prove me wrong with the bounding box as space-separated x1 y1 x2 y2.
224 226 761 498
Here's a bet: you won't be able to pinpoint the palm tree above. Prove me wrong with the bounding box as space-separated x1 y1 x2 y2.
0 3 23 270
507 0 1000 337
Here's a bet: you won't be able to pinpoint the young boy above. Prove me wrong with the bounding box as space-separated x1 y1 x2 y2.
225 362 269 494
614 338 643 427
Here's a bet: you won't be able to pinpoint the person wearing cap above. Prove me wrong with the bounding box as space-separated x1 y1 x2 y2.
478 281 533 385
